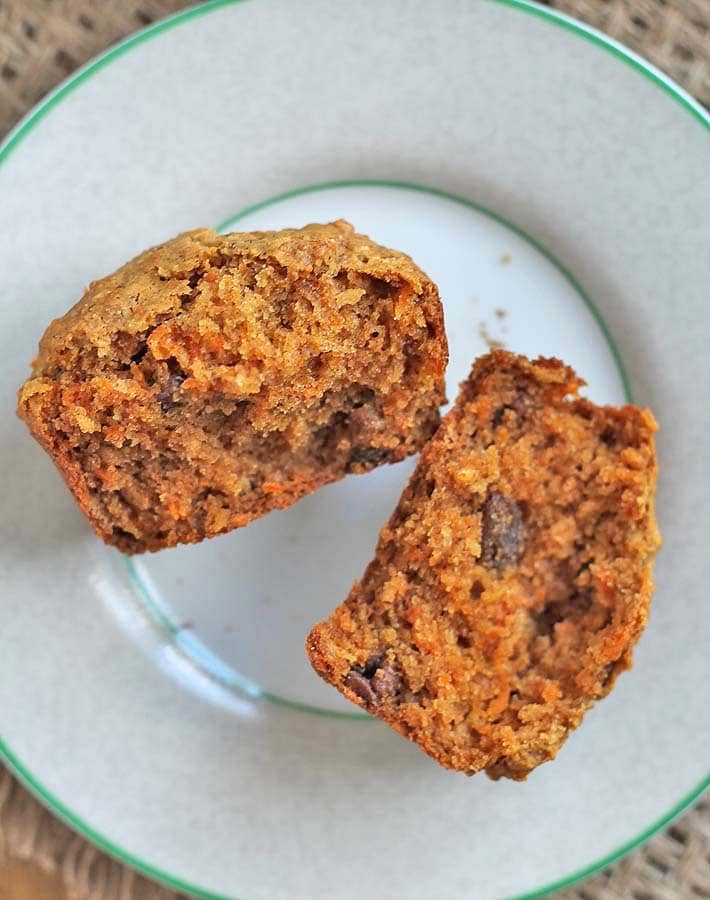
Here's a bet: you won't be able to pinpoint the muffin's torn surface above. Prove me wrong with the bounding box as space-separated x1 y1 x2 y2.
308 351 660 780
18 221 447 552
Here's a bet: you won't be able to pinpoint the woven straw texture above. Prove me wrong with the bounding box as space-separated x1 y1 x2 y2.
0 2 708 899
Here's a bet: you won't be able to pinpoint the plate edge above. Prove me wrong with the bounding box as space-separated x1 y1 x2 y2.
0 0 708 898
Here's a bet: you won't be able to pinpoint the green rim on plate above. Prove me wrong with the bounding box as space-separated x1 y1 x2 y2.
0 1 707 898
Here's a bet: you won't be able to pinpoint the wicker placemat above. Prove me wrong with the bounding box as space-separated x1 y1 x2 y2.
0 2 708 899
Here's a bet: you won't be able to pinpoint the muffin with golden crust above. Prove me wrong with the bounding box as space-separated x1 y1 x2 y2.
18 221 447 553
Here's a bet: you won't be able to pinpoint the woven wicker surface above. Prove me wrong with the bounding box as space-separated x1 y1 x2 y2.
0 2 708 898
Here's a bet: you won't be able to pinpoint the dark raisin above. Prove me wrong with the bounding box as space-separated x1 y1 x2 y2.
344 654 402 705
348 446 391 470
492 390 532 426
480 492 525 571
343 671 376 704
371 665 403 700
157 374 186 411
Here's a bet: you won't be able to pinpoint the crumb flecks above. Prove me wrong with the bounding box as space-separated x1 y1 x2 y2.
308 351 660 780
478 322 505 350
17 222 448 552
501 254 512 264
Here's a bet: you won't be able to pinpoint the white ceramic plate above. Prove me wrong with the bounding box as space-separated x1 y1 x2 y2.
0 2 708 898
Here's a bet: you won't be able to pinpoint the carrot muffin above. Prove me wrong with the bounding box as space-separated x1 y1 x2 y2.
307 351 660 780
17 221 447 552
